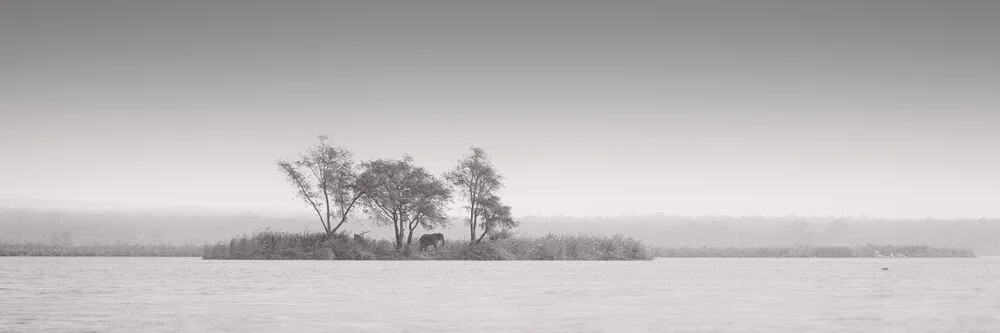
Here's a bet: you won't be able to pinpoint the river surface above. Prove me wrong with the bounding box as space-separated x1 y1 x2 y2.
1 257 999 332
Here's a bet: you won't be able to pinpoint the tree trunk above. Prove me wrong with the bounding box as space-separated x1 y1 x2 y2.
322 214 332 235
396 228 403 249
476 225 490 244
395 234 403 249
469 199 477 244
323 189 332 235
323 216 335 237
331 211 354 236
392 215 403 249
330 215 345 236
406 225 417 245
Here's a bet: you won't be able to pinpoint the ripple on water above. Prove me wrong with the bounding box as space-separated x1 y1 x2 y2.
0 257 998 333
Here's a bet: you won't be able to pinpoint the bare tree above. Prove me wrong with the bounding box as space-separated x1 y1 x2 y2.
276 135 365 236
444 147 505 244
359 156 452 249
474 195 519 244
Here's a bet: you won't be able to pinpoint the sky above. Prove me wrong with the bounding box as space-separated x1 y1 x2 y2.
2 0 999 219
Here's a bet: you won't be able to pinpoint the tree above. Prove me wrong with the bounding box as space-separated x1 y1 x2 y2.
276 135 365 236
474 195 519 243
359 156 452 249
444 147 506 244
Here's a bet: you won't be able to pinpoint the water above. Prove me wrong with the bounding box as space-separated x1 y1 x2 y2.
2 257 998 332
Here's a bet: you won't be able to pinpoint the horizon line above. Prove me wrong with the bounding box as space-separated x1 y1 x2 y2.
2 197 998 221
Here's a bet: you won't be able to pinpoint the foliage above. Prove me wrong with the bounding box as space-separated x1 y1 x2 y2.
358 156 452 249
204 230 386 260
488 228 516 241
474 195 519 243
444 147 508 244
276 135 364 235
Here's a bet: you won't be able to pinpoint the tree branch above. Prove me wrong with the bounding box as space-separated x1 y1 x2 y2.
322 187 332 233
331 190 365 234
280 163 327 232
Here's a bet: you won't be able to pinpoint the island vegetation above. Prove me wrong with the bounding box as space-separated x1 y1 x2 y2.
204 137 651 260
201 230 651 260
273 136 519 247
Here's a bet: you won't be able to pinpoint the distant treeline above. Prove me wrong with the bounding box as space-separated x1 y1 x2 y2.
520 215 1000 254
652 244 975 258
0 207 312 245
0 241 202 257
4 208 1000 254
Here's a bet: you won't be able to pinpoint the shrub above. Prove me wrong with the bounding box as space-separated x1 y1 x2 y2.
453 242 511 260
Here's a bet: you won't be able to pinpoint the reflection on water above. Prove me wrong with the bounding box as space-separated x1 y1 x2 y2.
1 257 998 332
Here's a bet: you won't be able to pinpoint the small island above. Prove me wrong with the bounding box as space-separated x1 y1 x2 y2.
201 230 651 260
199 137 652 260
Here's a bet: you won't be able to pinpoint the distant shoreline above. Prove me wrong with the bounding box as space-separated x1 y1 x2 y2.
0 240 975 259
0 241 202 257
652 244 976 258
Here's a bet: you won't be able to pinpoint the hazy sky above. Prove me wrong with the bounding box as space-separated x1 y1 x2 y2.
2 0 999 218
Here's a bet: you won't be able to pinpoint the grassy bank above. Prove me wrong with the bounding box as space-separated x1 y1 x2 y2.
652 244 976 258
202 231 652 260
0 241 203 257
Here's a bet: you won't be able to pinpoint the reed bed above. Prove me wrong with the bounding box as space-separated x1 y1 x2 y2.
652 244 975 258
203 231 653 260
0 241 203 257
201 231 386 260
468 233 653 260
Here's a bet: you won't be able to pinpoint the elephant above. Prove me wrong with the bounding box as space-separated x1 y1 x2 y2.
418 233 445 251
